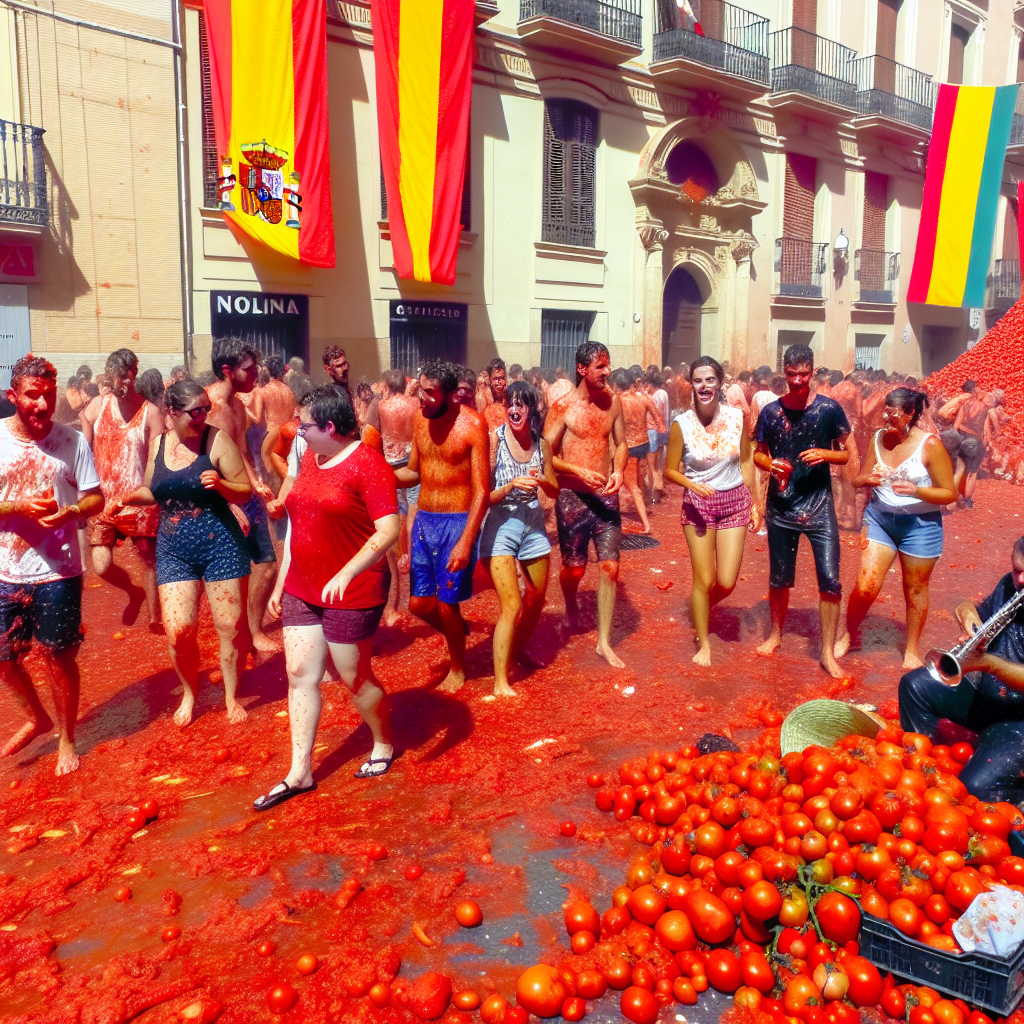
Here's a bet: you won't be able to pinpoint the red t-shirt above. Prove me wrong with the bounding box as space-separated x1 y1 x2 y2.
284 443 398 610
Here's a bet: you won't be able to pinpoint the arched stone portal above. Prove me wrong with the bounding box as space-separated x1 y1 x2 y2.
663 265 703 369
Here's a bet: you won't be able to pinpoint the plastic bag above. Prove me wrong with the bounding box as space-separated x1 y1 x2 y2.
953 885 1024 957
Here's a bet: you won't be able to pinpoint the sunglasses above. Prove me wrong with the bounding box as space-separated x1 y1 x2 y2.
182 405 211 419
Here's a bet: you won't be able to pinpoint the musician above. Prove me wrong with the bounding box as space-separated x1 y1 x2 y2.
898 535 1024 802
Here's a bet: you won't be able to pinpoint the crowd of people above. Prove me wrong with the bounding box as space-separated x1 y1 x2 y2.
0 337 1016 810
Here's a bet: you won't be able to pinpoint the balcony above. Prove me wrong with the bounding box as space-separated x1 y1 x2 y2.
855 249 900 305
1010 88 1024 153
768 28 857 120
774 237 829 298
651 0 769 101
518 0 642 65
0 121 47 231
852 56 933 142
988 259 1020 312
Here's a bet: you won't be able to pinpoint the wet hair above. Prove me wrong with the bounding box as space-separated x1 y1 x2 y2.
645 369 663 388
905 376 918 387
769 373 786 396
382 368 406 395
420 360 460 394
885 387 929 429
288 356 306 374
486 357 506 376
508 363 523 379
609 368 632 391
105 348 138 378
303 383 358 437
135 367 164 404
756 364 772 379
689 355 724 385
738 370 751 382
815 366 830 379
66 375 81 391
76 364 93 380
212 337 259 380
321 345 346 365
10 354 57 391
257 365 270 387
829 370 844 386
169 365 188 383
165 379 208 413
356 379 374 400
505 381 543 444
962 380 977 393
456 364 477 387
265 354 286 380
783 344 814 369
574 342 609 384
84 381 100 398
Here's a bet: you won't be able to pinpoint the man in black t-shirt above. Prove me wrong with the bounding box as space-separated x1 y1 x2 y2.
899 536 1024 802
754 344 850 676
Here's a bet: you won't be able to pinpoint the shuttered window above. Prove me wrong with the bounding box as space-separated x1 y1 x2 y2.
784 153 816 241
542 99 598 249
948 23 969 84
875 0 899 60
862 172 888 251
1002 200 1020 260
198 12 220 208
380 154 471 231
1017 36 1024 84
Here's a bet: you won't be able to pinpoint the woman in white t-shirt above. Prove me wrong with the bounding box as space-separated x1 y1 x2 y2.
665 356 759 666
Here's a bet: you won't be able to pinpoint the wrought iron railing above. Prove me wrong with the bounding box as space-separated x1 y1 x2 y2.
1012 88 1024 147
775 237 829 298
855 249 900 304
520 0 642 47
0 121 47 227
653 0 769 85
852 56 934 130
769 27 857 108
992 259 1021 304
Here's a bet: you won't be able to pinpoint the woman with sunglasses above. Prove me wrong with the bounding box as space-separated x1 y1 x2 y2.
121 379 252 726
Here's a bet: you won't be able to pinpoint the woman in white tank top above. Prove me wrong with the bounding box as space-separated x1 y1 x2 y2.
835 388 957 671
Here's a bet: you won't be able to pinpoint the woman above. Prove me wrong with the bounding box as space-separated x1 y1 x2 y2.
480 382 558 697
836 388 956 670
665 356 759 666
255 385 399 810
121 380 252 726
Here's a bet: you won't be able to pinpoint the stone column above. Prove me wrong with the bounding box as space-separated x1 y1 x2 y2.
731 241 755 369
637 224 669 368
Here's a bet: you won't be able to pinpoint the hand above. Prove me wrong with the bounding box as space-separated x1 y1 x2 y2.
39 505 79 529
687 481 715 499
321 570 350 605
17 495 59 519
890 479 918 497
447 537 473 572
266 497 285 520
864 473 884 488
799 447 830 465
577 467 608 491
200 469 222 492
769 459 793 485
748 504 762 533
603 470 623 496
267 588 283 620
255 481 274 503
958 651 989 675
509 476 539 492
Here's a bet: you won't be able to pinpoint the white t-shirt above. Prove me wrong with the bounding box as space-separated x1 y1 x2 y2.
673 404 745 491
0 419 100 583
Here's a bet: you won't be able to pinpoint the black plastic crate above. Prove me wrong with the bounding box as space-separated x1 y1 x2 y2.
859 914 1024 1016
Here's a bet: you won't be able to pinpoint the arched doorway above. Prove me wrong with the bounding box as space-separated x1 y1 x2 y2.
663 265 703 369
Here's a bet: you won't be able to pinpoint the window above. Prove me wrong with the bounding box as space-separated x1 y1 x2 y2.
875 0 899 61
948 22 969 84
198 12 220 208
854 333 885 371
540 310 595 371
380 153 471 231
862 171 888 251
776 330 815 372
665 142 719 202
542 99 598 248
389 301 468 374
784 153 816 241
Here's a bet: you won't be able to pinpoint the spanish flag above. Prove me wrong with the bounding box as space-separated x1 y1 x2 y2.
203 0 335 267
373 0 473 285
907 83 1017 308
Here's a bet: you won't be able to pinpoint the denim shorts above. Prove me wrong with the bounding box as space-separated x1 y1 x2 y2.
479 503 551 561
865 503 943 559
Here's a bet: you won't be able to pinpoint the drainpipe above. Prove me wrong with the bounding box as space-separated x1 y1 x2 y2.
171 0 194 371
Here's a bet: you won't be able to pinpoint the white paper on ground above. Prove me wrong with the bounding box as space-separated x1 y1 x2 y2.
953 885 1024 957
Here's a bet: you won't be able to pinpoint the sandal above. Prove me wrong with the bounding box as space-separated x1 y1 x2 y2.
354 753 396 779
252 779 317 812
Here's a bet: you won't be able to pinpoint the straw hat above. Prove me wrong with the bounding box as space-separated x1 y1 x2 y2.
780 699 881 757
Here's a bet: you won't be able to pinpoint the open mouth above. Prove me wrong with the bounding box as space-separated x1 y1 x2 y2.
508 407 525 425
696 389 716 402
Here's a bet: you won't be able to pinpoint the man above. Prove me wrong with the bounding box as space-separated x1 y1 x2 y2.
481 358 508 431
754 344 850 677
396 361 489 692
355 380 381 433
0 355 103 775
322 345 350 390
80 348 164 630
646 369 671 498
610 369 662 534
545 342 627 668
950 389 996 510
899 537 1024 802
453 365 478 409
725 372 751 416
508 363 523 383
831 372 866 530
168 365 188 386
937 380 977 429
54 376 84 426
207 338 277 652
254 354 300 493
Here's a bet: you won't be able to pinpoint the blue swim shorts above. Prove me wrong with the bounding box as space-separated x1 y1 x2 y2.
410 510 476 605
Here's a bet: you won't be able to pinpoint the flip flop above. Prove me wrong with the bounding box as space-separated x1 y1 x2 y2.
354 753 395 779
252 779 317 812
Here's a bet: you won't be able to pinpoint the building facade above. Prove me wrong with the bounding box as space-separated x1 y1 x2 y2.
2 0 1023 385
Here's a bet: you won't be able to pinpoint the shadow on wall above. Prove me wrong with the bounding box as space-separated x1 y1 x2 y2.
35 150 91 314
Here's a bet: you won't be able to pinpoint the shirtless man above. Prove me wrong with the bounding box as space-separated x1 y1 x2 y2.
481 358 509 432
207 338 278 652
395 361 489 691
545 342 627 668
322 345 350 391
610 369 663 534
80 348 163 629
831 372 865 530
355 380 381 433
0 355 103 775
379 368 419 625
645 369 671 499
454 365 478 409
254 354 298 494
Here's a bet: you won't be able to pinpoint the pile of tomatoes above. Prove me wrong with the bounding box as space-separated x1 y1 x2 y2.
503 722 1024 1024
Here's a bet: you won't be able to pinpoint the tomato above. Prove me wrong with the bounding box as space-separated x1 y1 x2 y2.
932 999 965 1024
564 901 600 936
571 930 595 954
705 949 742 993
807 941 836 970
923 818 969 856
628 885 667 926
295 953 318 975
740 950 774 993
737 860 764 888
780 890 810 928
882 985 906 1017
368 982 391 1009
516 965 568 1017
968 836 1011 866
561 996 586 1021
830 787 864 821
560 820 578 837
801 831 828 860
455 900 482 927
781 812 814 837
742 880 783 922
620 986 659 1024
842 810 882 845
815 892 860 944
945 869 991 911
782 974 822 1015
161 926 181 942
480 993 509 1024
127 810 146 830
141 798 159 820
602 906 630 936
999 856 1024 885
654 910 696 952
632 961 656 991
576 970 607 999
603 957 633 989
673 977 698 1004
839 954 883 1007
661 837 691 876
741 815 775 848
266 982 298 1013
588 772 604 787
367 843 388 860
889 897 924 937
971 805 1012 839
113 886 131 902
715 851 746 886
212 747 230 763
856 845 893 881
924 894 952 924
694 820 727 858
684 889 735 945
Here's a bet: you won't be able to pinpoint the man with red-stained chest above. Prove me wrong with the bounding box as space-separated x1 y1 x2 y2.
0 355 104 776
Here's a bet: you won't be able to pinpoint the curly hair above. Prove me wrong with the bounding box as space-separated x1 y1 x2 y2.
10 354 57 391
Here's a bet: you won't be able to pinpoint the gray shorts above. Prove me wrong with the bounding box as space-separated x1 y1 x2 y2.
479 503 551 561
397 483 420 516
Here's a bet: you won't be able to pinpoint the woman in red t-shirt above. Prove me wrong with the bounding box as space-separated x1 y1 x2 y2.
254 386 400 810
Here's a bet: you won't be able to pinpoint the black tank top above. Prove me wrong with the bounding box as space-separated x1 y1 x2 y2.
151 427 229 513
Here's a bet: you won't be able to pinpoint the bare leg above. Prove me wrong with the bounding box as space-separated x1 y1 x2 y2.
512 556 549 669
42 647 81 775
281 624 328 790
596 559 624 668
709 526 747 606
645 450 657 503
159 580 202 726
383 546 401 628
330 636 393 771
756 587 789 657
487 555 522 697
624 459 651 533
248 562 278 651
0 659 54 758
835 540 896 658
899 552 938 670
91 543 146 626
559 564 587 632
133 537 160 628
819 593 843 677
205 576 251 723
409 595 467 692
964 471 979 501
683 525 717 666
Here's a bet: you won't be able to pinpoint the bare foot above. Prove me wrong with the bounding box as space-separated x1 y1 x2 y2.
122 586 146 626
692 644 712 667
493 680 519 697
563 606 584 633
55 738 80 776
902 652 925 671
833 631 852 659
226 702 248 724
172 696 194 727
596 641 625 669
147 619 165 635
820 654 844 678
436 667 466 694
756 633 782 658
251 631 279 653
1 715 54 757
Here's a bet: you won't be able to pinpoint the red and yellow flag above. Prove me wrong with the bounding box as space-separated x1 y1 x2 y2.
203 0 335 267
373 0 473 285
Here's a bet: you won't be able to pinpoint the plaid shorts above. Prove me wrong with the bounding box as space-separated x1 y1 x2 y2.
681 484 752 536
